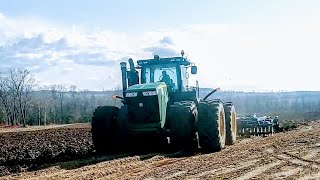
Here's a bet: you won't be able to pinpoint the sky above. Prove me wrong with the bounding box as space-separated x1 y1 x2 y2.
0 0 320 91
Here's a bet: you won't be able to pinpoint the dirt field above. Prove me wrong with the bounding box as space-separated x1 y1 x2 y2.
1 121 320 179
0 123 93 176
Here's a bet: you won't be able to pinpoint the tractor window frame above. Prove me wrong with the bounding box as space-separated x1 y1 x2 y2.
180 65 189 91
141 63 181 91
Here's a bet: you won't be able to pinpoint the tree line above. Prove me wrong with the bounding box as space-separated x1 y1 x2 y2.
210 90 320 120
0 69 121 126
24 87 122 126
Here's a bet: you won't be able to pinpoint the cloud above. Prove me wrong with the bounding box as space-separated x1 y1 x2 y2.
64 52 118 66
35 62 123 91
141 35 180 57
7 34 69 52
144 46 179 57
0 18 131 71
0 12 147 90
0 34 70 71
1 12 320 91
159 36 174 45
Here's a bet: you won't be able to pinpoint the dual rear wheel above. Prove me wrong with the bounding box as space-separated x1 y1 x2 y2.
197 100 226 152
198 100 237 153
168 100 237 153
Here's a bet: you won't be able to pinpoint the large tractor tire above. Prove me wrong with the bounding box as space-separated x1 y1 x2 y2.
91 106 119 154
116 105 130 151
167 101 197 150
224 102 237 145
197 100 226 153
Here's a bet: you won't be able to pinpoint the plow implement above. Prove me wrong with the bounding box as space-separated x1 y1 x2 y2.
237 115 280 137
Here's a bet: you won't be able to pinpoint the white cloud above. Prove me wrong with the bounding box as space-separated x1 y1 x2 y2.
159 36 174 45
158 24 320 91
143 37 179 57
0 12 320 91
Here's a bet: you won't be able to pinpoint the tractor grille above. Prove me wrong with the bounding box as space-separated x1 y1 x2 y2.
126 93 160 124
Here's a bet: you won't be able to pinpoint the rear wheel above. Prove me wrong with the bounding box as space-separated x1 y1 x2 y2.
197 100 226 153
167 101 197 150
224 102 237 145
91 106 119 154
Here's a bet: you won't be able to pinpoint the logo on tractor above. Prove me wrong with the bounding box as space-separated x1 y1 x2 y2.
139 103 143 107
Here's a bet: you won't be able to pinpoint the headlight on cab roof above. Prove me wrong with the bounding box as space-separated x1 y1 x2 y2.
126 92 138 97
142 91 157 96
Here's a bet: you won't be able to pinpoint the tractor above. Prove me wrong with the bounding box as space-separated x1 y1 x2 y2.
91 51 237 153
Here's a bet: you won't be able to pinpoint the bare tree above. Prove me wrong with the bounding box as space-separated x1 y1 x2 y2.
41 87 51 125
69 85 80 122
0 72 13 125
80 89 90 122
33 86 52 125
56 85 67 124
0 69 36 126
0 106 5 124
49 85 58 124
17 70 36 126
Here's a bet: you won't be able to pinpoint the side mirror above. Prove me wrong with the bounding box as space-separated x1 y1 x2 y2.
191 66 197 74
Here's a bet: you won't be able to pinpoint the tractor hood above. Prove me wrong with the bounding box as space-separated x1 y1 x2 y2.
126 82 167 93
126 82 169 128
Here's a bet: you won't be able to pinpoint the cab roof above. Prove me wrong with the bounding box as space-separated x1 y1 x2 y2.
137 56 191 66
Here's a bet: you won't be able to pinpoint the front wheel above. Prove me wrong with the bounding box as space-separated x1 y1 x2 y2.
167 101 197 150
116 105 130 151
91 106 119 154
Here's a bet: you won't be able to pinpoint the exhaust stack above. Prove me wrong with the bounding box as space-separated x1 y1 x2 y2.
120 62 127 97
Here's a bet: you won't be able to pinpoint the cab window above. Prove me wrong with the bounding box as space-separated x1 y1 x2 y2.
144 66 178 90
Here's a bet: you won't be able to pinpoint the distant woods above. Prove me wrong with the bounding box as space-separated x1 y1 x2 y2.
209 91 320 121
0 69 121 126
28 85 121 126
1 69 320 126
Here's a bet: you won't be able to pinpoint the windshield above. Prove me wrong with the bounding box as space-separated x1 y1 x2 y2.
145 66 178 90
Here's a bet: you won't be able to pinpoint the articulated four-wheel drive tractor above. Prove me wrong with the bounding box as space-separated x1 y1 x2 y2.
91 51 237 153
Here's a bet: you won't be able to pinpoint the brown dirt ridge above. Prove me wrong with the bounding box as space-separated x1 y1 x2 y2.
1 121 320 179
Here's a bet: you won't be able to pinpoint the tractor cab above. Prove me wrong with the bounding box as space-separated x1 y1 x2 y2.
120 51 198 104
137 55 197 92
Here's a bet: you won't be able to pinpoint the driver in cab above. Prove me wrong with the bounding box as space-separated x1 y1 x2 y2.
160 70 175 90
160 71 171 85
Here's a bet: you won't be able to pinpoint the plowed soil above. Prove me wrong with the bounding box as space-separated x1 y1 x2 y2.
2 121 320 179
0 124 93 176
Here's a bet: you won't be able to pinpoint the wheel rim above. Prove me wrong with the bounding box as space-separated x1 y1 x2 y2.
219 111 225 139
232 111 236 136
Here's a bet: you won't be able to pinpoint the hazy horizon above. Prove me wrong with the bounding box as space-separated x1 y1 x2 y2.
1 1 320 91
